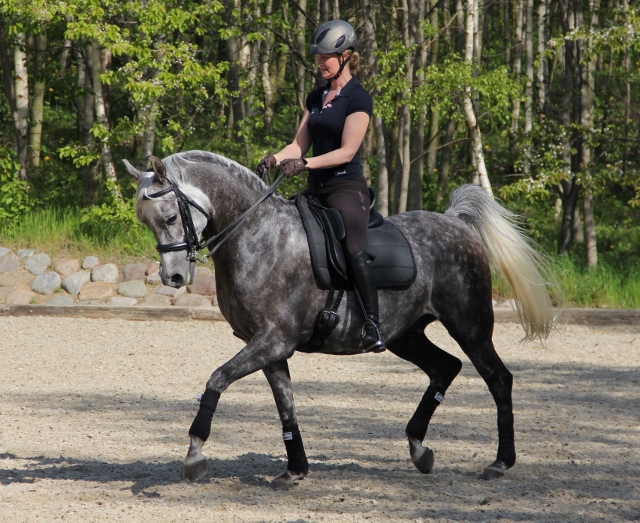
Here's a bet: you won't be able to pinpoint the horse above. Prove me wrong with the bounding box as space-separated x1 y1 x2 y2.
123 150 554 490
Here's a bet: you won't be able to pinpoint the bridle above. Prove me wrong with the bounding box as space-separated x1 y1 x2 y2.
143 168 285 282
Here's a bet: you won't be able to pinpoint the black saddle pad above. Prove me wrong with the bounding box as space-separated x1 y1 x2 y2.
296 194 417 290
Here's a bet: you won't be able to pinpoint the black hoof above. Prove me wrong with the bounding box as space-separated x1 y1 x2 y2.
414 447 435 474
184 458 208 483
270 471 306 491
479 460 507 481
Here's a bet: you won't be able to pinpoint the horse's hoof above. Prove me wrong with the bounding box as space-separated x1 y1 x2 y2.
270 471 306 491
413 447 435 474
479 460 507 481
184 458 208 482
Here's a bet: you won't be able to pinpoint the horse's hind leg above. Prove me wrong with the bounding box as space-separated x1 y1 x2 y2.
387 319 462 474
445 318 516 480
262 359 309 490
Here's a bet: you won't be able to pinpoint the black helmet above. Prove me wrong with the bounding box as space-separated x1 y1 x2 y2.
309 20 357 55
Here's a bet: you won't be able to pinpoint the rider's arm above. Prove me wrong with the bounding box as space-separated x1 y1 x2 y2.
274 110 313 162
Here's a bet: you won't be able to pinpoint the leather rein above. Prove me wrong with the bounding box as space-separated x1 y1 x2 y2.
143 169 285 274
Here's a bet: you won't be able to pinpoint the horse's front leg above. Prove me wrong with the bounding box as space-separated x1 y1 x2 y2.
262 359 308 490
183 333 294 482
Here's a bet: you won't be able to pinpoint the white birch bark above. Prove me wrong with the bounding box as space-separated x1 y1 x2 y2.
28 33 47 169
13 32 29 179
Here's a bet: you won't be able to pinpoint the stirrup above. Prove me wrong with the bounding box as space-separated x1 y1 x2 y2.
362 320 386 353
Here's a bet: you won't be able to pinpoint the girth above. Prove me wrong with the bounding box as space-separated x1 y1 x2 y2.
295 193 417 290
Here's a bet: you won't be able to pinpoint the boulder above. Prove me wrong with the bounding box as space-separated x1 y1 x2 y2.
62 271 91 296
0 269 32 287
46 295 75 306
187 273 216 296
17 248 35 260
91 263 119 283
6 289 37 305
155 284 185 297
122 262 149 281
82 256 100 269
53 258 81 277
117 280 148 298
25 253 51 275
108 296 138 306
78 281 113 301
142 294 172 307
31 271 61 294
0 254 20 273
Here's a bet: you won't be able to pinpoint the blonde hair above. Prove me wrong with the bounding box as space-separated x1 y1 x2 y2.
344 51 360 73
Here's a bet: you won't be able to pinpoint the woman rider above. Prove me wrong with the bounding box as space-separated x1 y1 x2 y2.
257 19 384 352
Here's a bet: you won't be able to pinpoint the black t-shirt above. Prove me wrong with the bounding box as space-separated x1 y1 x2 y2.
305 76 373 183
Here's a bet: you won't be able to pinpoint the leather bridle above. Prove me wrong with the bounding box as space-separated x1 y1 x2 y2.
143 170 285 280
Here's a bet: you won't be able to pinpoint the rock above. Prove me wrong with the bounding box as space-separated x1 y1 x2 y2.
197 266 212 275
187 273 216 296
46 295 75 306
6 289 37 305
0 254 20 273
53 258 80 277
91 263 119 283
123 263 149 281
146 262 159 275
155 285 185 297
117 280 148 298
62 271 91 296
31 272 62 294
24 253 52 275
17 248 35 260
0 269 32 287
82 256 100 269
142 294 172 307
108 296 137 306
0 247 11 257
146 271 162 285
78 281 113 301
172 293 213 308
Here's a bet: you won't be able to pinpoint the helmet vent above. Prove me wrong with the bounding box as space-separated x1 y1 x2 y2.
314 28 331 44
334 35 346 49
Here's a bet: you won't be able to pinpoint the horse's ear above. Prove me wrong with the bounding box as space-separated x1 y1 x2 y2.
149 156 166 184
122 159 144 180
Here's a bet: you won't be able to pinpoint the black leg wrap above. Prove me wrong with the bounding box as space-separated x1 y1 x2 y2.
497 410 516 467
283 426 308 475
188 389 220 442
405 386 446 442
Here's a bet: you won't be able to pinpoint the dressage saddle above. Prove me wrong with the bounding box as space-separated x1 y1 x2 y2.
295 189 417 291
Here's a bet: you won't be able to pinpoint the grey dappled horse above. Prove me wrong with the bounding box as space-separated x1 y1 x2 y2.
124 150 554 490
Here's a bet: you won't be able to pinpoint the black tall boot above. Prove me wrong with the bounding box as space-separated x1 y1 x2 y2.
349 251 385 352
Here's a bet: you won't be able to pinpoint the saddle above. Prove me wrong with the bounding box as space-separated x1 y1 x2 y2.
295 190 417 291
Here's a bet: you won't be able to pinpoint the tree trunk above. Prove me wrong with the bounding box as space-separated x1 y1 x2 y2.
28 33 47 170
261 0 275 129
463 0 492 194
359 0 390 216
536 0 548 114
522 0 534 174
437 119 457 205
424 1 441 209
13 32 29 180
509 0 524 157
90 40 121 203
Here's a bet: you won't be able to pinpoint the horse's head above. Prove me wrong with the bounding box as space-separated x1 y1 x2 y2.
124 155 210 288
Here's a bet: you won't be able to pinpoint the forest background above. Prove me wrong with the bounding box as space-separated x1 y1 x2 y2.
0 0 639 307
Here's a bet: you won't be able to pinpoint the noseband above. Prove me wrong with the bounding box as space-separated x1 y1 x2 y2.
143 172 285 279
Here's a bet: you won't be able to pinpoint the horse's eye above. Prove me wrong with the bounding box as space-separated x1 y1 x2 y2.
167 214 177 225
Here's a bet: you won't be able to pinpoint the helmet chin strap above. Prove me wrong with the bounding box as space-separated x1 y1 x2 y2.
329 54 349 83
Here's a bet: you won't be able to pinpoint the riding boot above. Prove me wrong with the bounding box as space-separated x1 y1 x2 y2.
349 251 385 352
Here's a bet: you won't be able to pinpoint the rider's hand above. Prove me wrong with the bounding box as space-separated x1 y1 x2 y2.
256 154 277 176
280 158 308 178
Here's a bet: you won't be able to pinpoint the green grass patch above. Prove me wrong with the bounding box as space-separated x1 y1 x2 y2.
0 206 157 264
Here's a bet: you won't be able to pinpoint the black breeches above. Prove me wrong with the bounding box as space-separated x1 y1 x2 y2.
307 176 371 261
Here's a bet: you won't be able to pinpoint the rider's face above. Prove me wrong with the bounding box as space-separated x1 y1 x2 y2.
315 53 343 79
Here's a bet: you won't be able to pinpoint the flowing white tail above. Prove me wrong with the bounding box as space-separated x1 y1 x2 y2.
446 184 555 341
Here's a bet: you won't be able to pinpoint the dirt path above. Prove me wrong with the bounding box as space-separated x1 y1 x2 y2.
1 317 638 522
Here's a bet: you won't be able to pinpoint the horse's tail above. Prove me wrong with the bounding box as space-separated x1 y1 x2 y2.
445 184 555 341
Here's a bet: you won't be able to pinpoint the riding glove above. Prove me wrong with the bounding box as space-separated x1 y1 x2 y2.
256 153 277 176
280 158 308 178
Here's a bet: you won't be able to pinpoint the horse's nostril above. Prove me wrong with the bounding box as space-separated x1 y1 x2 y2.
170 274 184 288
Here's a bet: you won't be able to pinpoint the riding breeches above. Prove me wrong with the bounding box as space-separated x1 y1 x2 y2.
305 176 371 262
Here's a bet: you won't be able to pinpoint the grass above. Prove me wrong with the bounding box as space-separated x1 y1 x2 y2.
0 207 157 265
2 207 639 309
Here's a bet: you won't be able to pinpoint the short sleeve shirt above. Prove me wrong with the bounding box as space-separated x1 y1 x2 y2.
305 76 373 183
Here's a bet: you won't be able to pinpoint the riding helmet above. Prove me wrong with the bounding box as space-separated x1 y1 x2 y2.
309 20 357 55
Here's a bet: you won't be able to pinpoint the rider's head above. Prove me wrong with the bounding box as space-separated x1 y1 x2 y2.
309 20 360 82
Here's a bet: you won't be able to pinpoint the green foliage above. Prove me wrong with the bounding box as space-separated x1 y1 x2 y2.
0 149 35 229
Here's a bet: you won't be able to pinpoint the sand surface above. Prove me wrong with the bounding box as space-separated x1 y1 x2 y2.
1 316 639 522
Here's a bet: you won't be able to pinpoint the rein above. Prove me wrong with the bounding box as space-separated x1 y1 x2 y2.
144 169 285 276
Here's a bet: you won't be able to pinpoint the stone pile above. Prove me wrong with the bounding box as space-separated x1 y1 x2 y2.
0 247 217 308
